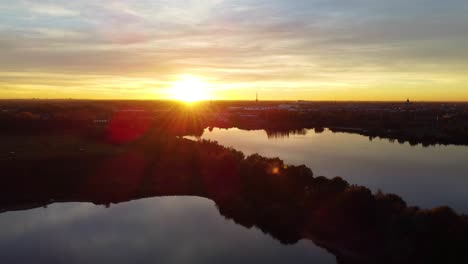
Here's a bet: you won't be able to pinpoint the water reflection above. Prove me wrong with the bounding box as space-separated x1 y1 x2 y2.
2 136 467 264
0 197 334 264
265 128 308 139
191 128 468 213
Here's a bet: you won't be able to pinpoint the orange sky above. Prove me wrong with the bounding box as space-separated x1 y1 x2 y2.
1 1 468 101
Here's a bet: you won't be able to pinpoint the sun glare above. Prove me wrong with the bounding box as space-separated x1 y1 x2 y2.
168 76 212 103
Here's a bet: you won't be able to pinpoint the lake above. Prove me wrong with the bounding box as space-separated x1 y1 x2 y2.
187 127 468 213
0 197 335 264
2 128 467 264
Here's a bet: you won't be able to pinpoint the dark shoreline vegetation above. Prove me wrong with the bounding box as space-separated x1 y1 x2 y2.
1 99 468 146
1 127 468 264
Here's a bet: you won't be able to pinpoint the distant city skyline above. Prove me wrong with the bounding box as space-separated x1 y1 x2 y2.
1 1 468 101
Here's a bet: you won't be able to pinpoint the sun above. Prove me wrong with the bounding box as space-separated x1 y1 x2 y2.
167 76 212 103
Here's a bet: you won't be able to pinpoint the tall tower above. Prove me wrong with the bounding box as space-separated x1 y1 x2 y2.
256 92 258 103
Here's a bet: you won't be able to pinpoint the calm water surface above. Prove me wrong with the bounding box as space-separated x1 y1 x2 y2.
3 129 467 263
189 128 468 213
0 197 335 264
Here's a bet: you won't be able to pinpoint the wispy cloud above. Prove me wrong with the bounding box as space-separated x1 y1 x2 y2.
1 0 468 100
28 3 79 17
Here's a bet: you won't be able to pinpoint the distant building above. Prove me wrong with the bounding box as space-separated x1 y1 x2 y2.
93 119 108 125
405 98 412 109
277 104 300 111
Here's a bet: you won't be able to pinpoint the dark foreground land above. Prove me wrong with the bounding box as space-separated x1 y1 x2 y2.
1 126 468 264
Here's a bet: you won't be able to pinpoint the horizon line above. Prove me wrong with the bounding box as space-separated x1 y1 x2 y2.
1 98 468 103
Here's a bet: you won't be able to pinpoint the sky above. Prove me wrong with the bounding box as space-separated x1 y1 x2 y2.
1 0 468 101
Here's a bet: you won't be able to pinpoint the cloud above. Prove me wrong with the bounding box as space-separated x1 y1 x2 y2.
1 0 468 99
28 3 79 17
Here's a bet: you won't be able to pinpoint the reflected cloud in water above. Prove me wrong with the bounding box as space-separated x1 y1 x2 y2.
0 197 335 264
192 128 468 212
